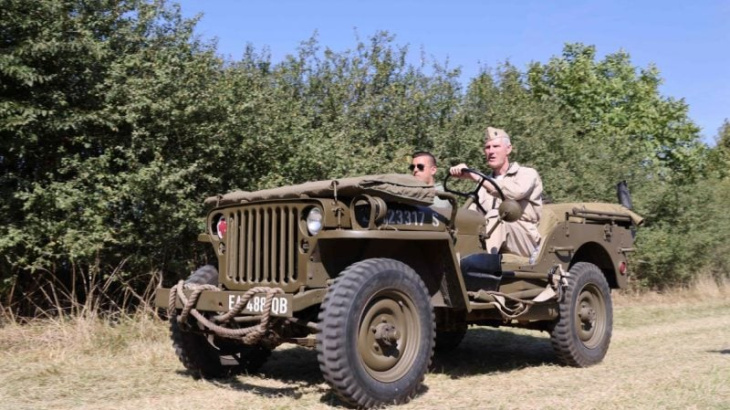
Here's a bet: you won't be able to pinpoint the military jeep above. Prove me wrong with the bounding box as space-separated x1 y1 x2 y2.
155 170 642 408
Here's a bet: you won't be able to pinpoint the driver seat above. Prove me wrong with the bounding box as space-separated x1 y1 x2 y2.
499 204 567 266
499 207 560 266
501 252 531 266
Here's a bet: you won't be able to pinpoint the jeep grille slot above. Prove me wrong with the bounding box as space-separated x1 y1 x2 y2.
225 205 299 286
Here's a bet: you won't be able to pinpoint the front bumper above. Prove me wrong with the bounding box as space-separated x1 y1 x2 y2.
155 287 327 318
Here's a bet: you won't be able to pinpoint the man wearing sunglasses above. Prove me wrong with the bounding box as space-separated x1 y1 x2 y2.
410 151 451 209
449 127 543 258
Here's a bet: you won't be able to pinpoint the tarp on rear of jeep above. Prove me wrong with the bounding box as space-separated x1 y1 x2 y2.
539 202 644 238
204 174 436 207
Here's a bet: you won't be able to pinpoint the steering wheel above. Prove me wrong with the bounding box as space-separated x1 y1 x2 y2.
443 168 505 214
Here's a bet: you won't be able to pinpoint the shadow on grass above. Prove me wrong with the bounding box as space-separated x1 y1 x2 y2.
174 346 345 403
182 327 556 406
215 346 358 407
430 327 557 378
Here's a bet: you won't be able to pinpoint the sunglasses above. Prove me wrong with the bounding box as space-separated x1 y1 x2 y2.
409 163 426 172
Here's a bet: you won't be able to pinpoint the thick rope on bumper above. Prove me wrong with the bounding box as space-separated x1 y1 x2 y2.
168 281 284 345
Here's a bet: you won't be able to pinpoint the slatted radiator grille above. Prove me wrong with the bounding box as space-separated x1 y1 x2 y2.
224 205 299 285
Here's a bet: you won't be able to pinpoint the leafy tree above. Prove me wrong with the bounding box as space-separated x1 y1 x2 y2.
526 44 705 202
217 32 464 189
706 119 730 178
0 0 225 311
717 120 730 150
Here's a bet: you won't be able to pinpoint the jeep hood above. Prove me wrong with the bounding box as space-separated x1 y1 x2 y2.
205 174 436 208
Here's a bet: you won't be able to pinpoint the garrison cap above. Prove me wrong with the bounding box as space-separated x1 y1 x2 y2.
485 126 510 142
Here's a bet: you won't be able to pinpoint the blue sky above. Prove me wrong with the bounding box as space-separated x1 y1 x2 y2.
176 0 729 145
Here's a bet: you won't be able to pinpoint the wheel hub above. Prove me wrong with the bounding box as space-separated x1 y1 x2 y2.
373 322 400 347
575 285 607 348
578 302 597 328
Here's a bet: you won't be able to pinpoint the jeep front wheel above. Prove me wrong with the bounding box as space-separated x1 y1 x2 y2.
550 262 613 367
170 265 270 378
317 258 435 408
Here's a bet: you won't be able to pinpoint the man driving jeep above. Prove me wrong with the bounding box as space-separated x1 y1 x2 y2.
449 127 543 257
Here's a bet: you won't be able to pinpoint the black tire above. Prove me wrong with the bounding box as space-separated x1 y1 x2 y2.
435 325 467 354
550 262 613 367
170 265 271 378
317 258 435 408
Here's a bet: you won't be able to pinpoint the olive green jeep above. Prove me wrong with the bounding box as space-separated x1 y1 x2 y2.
155 170 643 408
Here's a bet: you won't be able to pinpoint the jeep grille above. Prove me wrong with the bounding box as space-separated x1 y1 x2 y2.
224 205 300 286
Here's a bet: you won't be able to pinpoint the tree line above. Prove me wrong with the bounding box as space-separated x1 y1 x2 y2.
2 0 729 315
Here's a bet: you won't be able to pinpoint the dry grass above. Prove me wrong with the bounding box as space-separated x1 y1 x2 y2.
1 280 729 410
614 274 730 307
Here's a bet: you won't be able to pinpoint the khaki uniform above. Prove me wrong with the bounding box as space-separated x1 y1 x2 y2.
470 162 543 257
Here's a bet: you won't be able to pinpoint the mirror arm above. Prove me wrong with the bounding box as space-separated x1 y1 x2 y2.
435 191 460 229
483 218 502 240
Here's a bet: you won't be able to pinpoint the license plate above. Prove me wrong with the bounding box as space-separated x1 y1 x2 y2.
228 293 292 317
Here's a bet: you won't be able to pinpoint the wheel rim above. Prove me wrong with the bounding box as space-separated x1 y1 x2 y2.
357 289 421 382
574 283 607 349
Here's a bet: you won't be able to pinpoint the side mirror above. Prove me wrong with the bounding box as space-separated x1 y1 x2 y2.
498 199 523 222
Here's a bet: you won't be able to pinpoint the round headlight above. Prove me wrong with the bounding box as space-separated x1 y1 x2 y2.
306 207 323 235
214 214 227 239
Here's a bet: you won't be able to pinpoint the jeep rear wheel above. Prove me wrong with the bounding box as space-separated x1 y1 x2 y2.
550 262 613 367
317 258 435 408
170 265 270 378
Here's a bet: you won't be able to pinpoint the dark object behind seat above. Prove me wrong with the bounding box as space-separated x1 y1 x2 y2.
617 180 633 210
460 253 502 292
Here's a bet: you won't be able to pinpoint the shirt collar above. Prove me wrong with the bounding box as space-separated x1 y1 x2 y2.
491 162 520 177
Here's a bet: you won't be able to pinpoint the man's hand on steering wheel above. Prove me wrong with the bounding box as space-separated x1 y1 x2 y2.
448 163 480 181
443 167 505 214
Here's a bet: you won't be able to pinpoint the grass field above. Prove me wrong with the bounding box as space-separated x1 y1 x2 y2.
1 280 728 410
